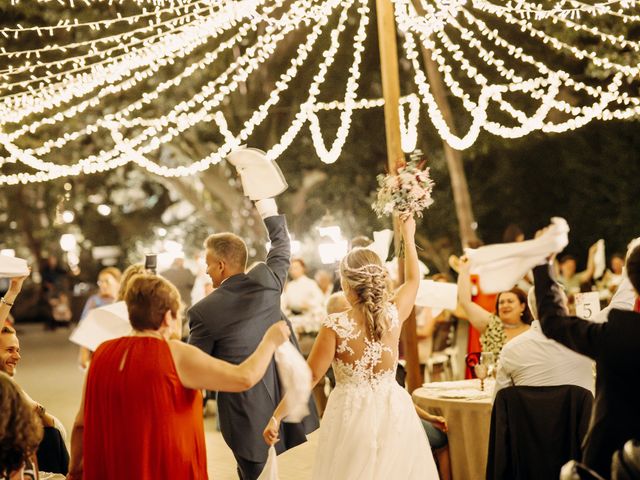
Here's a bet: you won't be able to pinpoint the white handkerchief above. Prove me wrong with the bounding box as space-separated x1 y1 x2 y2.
593 239 606 279
370 229 393 262
415 280 458 310
69 301 130 351
227 148 288 201
0 254 29 278
256 446 279 480
466 217 570 294
274 341 312 423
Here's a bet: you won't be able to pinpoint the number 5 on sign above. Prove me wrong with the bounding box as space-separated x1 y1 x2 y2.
575 292 601 320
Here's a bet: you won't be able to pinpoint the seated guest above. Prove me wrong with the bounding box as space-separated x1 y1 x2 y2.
1 325 69 474
494 288 594 397
415 404 451 480
534 236 640 479
557 242 598 295
67 274 290 480
598 252 626 301
0 371 43 480
457 256 533 357
0 325 60 430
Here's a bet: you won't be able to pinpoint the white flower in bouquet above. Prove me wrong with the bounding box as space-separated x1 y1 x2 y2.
372 151 435 220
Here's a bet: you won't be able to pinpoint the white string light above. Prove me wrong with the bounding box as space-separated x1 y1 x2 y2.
0 4 213 81
0 0 347 182
1 0 639 185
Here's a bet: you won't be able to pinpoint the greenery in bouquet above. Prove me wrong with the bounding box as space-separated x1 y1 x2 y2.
372 151 435 221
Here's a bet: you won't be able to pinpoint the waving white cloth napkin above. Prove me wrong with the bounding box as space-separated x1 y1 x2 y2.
257 446 280 480
465 217 570 294
415 280 458 311
69 301 130 351
593 239 606 279
227 147 288 201
275 341 312 422
0 254 29 278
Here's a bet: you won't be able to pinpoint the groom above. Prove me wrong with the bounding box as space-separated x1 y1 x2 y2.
188 195 319 479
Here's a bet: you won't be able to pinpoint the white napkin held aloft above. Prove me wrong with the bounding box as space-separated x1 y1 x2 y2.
465 217 570 294
415 280 458 311
227 148 288 201
0 254 29 278
274 341 312 423
69 301 130 351
593 239 606 279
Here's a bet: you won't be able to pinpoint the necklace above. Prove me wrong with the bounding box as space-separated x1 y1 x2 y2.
501 321 525 330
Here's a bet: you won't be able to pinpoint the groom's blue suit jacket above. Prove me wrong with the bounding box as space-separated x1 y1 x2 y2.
188 214 319 462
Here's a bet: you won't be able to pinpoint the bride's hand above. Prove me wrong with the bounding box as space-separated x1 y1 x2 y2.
263 416 280 446
399 215 416 238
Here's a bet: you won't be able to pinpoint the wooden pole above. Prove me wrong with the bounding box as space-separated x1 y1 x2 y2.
375 0 422 393
410 0 480 249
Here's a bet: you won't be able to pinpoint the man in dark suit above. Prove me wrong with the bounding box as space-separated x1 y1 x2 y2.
188 198 318 479
534 243 640 478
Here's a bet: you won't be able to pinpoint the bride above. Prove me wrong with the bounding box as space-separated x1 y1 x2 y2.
264 216 439 479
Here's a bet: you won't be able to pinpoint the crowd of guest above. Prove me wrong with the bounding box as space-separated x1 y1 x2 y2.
1 222 640 480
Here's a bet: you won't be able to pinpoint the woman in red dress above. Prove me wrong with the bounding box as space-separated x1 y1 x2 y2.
67 274 290 480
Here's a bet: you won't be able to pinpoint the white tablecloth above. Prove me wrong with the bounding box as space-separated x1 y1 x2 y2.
413 379 494 480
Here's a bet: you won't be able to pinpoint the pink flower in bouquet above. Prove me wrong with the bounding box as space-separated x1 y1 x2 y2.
372 153 435 220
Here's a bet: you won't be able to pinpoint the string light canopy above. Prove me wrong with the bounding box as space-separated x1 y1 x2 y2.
0 0 638 184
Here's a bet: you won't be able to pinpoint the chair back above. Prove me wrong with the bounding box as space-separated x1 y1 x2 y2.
36 426 69 475
612 439 640 480
486 385 593 480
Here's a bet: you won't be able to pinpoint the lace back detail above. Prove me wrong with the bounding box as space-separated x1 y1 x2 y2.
322 304 400 388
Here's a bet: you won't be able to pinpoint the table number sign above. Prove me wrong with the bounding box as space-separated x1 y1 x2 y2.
575 292 601 320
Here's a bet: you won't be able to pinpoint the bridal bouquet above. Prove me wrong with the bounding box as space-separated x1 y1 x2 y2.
372 150 435 220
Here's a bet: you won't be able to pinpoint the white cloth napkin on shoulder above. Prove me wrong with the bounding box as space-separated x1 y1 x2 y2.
0 254 29 278
465 217 570 294
274 341 312 423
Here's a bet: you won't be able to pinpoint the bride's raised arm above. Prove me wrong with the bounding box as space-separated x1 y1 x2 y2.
393 216 420 322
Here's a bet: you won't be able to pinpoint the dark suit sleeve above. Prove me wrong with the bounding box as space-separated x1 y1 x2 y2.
187 307 215 355
263 215 291 292
533 264 606 360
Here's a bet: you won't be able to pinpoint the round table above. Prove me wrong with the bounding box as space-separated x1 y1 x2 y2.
413 379 494 480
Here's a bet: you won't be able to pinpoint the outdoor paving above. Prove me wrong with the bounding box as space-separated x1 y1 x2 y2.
14 323 315 479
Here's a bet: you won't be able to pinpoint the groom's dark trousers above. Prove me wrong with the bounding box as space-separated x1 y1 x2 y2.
188 214 319 479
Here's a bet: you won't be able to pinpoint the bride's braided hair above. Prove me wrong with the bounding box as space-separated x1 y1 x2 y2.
340 248 393 342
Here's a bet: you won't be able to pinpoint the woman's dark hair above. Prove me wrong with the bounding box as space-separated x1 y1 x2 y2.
0 372 43 477
495 287 534 325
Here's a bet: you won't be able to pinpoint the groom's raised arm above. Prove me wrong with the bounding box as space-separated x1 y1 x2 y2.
256 198 290 292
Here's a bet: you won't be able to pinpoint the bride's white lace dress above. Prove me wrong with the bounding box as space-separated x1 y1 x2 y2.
312 304 439 479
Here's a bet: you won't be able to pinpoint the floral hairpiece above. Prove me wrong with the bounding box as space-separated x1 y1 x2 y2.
344 263 388 276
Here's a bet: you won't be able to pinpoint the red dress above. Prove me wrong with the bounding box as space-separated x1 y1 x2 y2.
83 337 208 479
